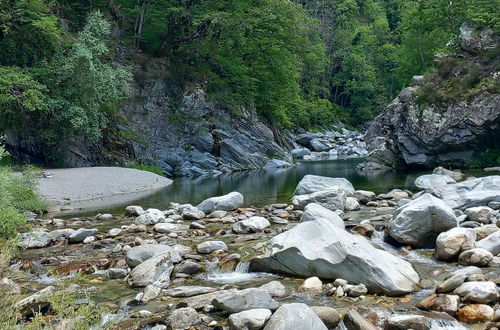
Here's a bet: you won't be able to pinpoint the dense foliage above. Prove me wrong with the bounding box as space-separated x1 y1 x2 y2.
0 0 498 160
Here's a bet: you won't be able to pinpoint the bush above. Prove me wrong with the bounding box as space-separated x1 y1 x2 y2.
124 161 164 176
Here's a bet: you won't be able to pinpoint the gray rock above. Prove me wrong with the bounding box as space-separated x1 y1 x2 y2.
385 314 432 330
196 192 244 213
352 190 376 203
165 286 217 297
291 148 311 158
453 281 499 304
135 208 165 225
476 231 500 255
20 230 53 249
108 268 128 279
437 176 500 210
250 217 419 296
127 252 174 288
310 138 334 152
345 197 360 211
414 174 456 195
126 244 181 267
107 228 122 237
0 277 21 294
13 285 57 309
175 260 201 275
232 216 270 234
458 248 493 267
258 281 287 298
436 266 482 293
294 175 354 196
142 284 161 302
433 166 464 181
263 303 327 330
310 306 341 328
300 203 344 228
265 159 293 169
208 210 228 218
435 227 476 260
345 284 368 297
465 206 493 224
179 204 205 220
68 228 98 243
212 288 278 313
295 132 317 147
292 187 346 211
48 228 75 240
197 240 228 254
385 194 457 248
166 307 203 330
153 223 189 233
229 308 272 330
343 309 377 330
125 205 145 216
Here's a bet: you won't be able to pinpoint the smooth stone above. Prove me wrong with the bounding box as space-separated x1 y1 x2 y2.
292 187 346 211
14 286 57 309
263 303 327 330
208 210 228 218
197 240 228 254
135 208 165 225
127 252 174 288
228 308 272 330
436 266 482 293
476 230 500 254
458 248 493 267
126 244 181 267
196 192 244 213
154 223 189 233
166 307 203 329
300 203 345 228
435 227 476 260
457 304 495 323
414 174 456 195
142 284 161 302
384 314 432 330
212 288 278 313
178 204 205 220
433 166 464 181
352 190 376 203
436 176 500 210
259 281 287 298
165 286 217 297
232 216 270 234
311 306 341 328
125 205 145 216
108 268 128 279
175 260 200 275
416 294 460 315
294 175 355 195
464 206 493 224
345 197 360 211
299 277 323 294
453 281 499 304
343 309 377 330
107 228 122 237
69 228 98 243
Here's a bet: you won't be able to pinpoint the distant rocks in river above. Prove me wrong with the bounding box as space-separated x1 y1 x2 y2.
196 191 244 213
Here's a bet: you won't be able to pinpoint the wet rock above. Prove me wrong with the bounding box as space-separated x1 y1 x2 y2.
126 244 181 268
265 159 293 168
300 203 344 228
385 194 457 248
436 266 482 293
345 197 360 211
259 281 287 298
69 228 98 243
352 190 376 203
416 294 460 315
299 277 323 294
228 308 272 330
458 248 493 267
20 229 53 249
127 252 175 288
135 208 165 225
108 268 128 279
166 307 203 329
385 314 432 330
465 206 493 224
175 260 200 275
196 192 244 213
179 204 205 220
212 288 278 313
435 227 476 260
263 303 327 330
457 304 495 323
476 231 500 255
294 175 354 196
232 216 270 234
292 187 347 211
453 281 499 303
250 218 419 296
311 306 341 328
433 166 464 181
165 286 217 297
0 277 21 294
197 240 228 254
126 205 145 216
343 309 377 330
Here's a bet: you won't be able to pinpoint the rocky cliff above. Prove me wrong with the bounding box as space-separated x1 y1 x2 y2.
360 23 500 171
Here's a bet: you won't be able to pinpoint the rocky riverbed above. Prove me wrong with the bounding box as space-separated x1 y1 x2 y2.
3 171 500 329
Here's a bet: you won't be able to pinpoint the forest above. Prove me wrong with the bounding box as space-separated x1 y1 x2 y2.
0 0 498 146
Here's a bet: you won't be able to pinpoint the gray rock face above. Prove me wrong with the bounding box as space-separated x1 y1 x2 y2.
385 194 457 248
453 281 499 304
292 187 346 211
126 244 181 267
265 159 293 169
460 21 499 53
68 228 98 243
196 192 244 213
127 252 174 288
476 231 500 255
436 176 500 210
300 203 345 228
250 218 420 296
232 216 270 233
212 288 279 313
229 308 272 330
435 227 476 260
0 277 21 294
263 303 327 330
294 175 354 196
197 240 228 254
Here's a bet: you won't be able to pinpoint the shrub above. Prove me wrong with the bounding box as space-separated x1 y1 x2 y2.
124 161 164 176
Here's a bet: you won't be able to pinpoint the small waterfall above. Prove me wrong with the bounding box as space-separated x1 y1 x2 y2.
235 261 250 273
204 260 276 285
430 319 466 330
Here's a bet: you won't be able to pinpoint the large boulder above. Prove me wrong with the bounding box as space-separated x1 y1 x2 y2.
436 266 482 293
476 231 500 255
414 174 456 195
294 175 354 196
435 227 476 260
126 244 181 267
212 288 278 313
300 203 345 228
453 281 499 304
263 303 327 330
250 218 420 296
435 176 500 210
127 252 175 288
196 192 244 213
292 187 346 211
135 208 165 225
385 194 457 248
